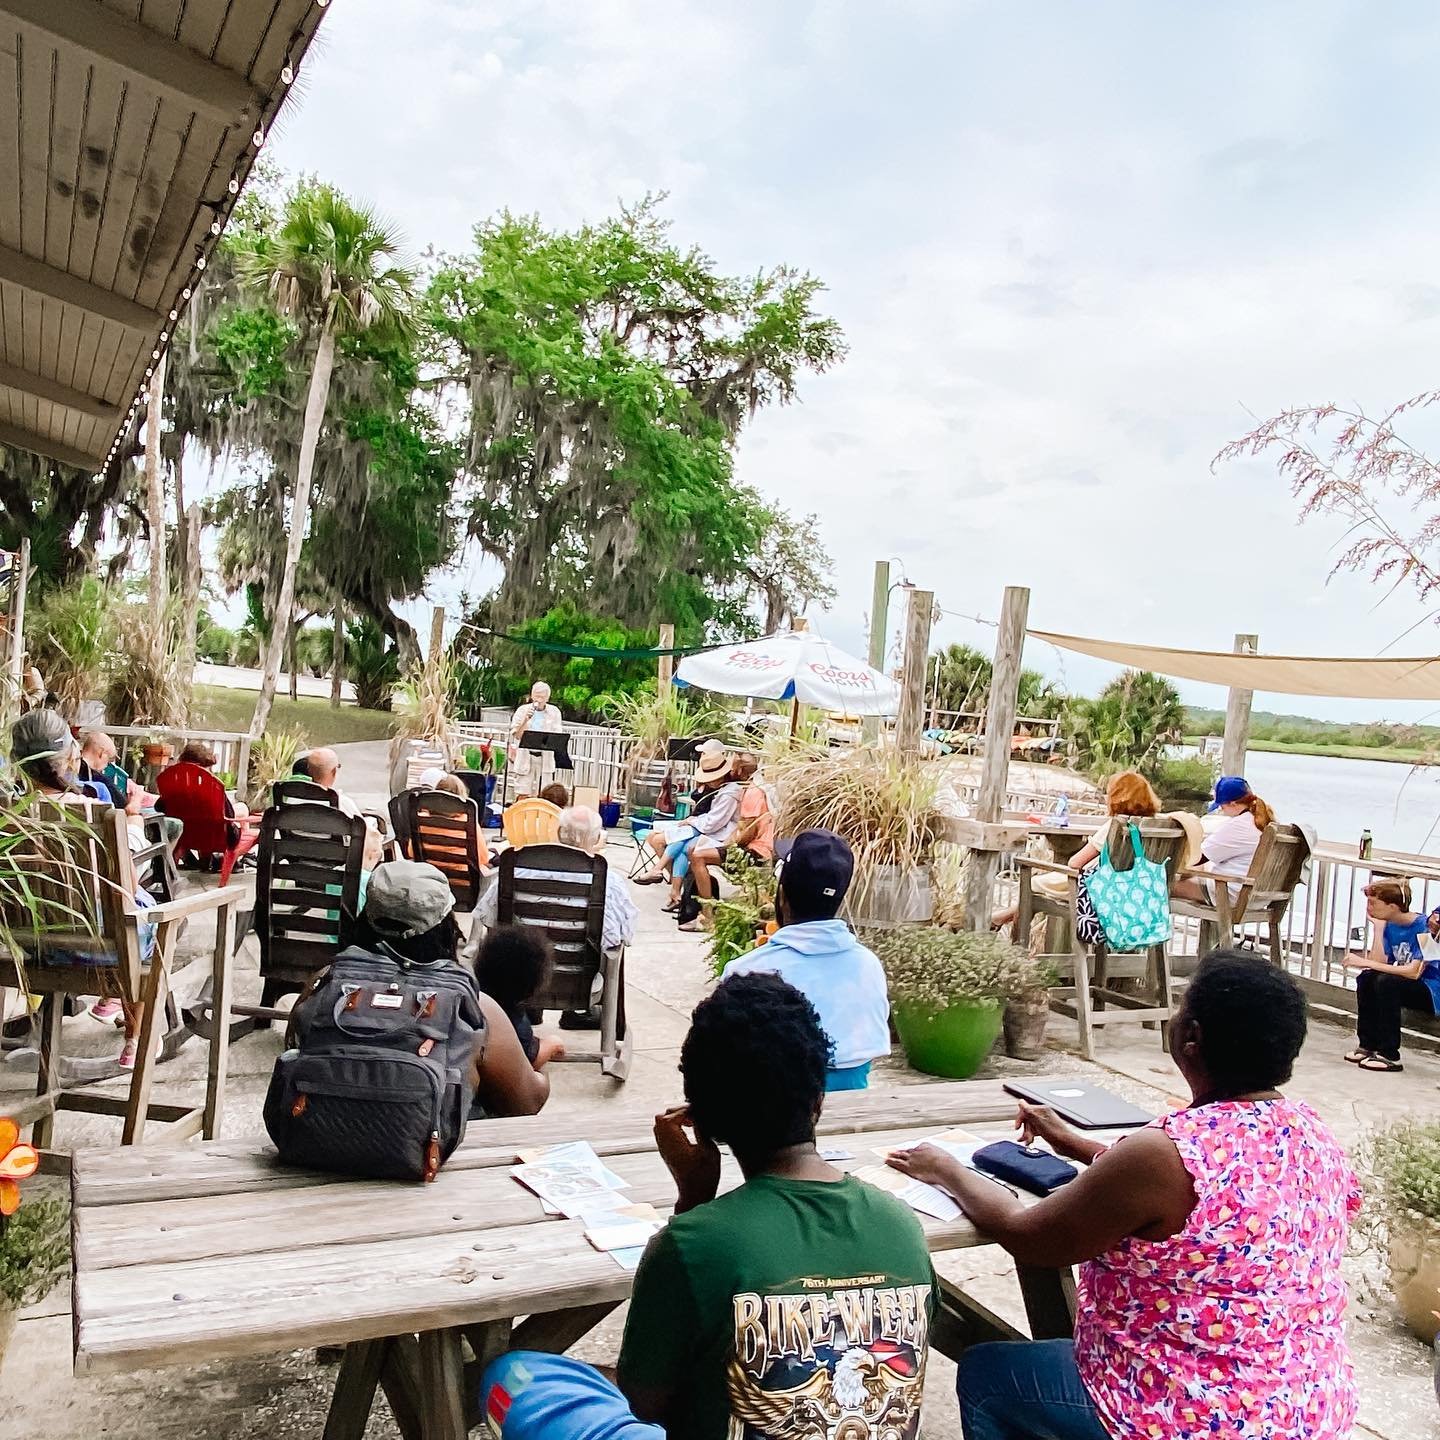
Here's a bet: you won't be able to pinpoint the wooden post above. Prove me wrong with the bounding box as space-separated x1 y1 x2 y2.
896 589 933 755
964 586 1030 930
864 560 891 744
657 623 675 692
1221 633 1257 777
8 536 29 691
177 503 201 699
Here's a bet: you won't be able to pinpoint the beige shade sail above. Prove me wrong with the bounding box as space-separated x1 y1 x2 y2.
1028 630 1440 701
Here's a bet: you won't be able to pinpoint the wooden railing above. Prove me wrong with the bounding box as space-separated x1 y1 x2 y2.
103 725 251 787
450 720 634 801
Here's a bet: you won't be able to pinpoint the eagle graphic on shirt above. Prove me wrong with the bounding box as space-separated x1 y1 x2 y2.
724 1278 930 1439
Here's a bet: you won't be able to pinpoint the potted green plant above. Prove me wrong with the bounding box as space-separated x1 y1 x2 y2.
1357 1119 1440 1344
869 927 1030 1079
0 1119 66 1373
1003 954 1060 1061
767 745 942 928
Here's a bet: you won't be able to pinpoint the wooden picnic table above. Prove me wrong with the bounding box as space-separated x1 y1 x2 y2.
71 1080 1078 1439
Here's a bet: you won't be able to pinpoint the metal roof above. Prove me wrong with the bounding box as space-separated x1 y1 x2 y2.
0 0 329 475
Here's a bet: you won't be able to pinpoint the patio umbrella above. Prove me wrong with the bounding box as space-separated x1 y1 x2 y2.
675 629 900 716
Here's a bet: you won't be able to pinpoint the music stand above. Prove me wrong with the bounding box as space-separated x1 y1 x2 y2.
665 737 705 764
499 730 573 809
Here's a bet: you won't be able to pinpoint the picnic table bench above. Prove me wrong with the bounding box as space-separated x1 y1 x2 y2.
71 1080 1080 1439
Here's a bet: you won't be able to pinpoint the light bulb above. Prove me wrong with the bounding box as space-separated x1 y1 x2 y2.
281 65 294 84
252 128 265 147
228 177 240 194
195 256 206 270
182 287 192 299
168 310 178 320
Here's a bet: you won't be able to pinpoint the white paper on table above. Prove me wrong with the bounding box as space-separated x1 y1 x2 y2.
515 1141 628 1191
610 1246 647 1272
852 1164 961 1222
820 1147 854 1162
586 1220 661 1253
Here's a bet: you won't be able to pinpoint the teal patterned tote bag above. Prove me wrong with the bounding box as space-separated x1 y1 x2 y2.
1084 822 1172 951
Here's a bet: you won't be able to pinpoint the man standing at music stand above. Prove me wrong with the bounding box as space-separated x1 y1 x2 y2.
510 681 564 797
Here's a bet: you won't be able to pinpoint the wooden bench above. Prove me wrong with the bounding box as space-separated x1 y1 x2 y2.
1 801 245 1147
70 1080 1083 1439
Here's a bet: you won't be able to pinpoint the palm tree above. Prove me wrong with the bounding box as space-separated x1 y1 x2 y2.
236 184 414 739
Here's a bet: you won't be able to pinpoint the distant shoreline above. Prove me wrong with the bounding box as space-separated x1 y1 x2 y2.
1185 736 1436 767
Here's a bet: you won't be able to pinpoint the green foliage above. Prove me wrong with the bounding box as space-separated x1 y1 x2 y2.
0 1196 69 1310
208 305 297 399
867 927 1031 1015
1152 754 1218 807
24 576 114 717
102 603 187 729
346 617 400 712
246 725 307 806
1067 670 1183 779
472 605 667 722
195 614 236 665
705 852 778 979
1356 1119 1440 1260
602 688 728 759
427 198 843 630
930 644 1063 721
295 625 334 678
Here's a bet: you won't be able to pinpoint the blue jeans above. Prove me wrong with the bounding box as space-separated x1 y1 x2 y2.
662 831 699 880
959 1341 1111 1440
479 1352 662 1440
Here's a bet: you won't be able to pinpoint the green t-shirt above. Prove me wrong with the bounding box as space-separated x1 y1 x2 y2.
617 1173 936 1439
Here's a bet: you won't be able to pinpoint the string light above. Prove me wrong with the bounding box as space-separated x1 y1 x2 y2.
210 220 222 235
228 176 240 194
281 65 294 84
182 287 191 299
194 255 206 270
252 128 265 148
168 309 178 321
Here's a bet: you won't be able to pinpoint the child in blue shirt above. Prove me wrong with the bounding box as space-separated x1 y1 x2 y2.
1344 879 1440 1071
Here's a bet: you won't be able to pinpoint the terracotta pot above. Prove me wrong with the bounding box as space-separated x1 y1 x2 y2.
1003 988 1051 1061
1388 1210 1440 1344
894 998 1002 1079
141 741 173 768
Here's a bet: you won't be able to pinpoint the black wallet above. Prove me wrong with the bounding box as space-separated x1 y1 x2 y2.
971 1141 1078 1196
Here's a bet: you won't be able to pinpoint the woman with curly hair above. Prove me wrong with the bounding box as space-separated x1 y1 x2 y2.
993 769 1163 931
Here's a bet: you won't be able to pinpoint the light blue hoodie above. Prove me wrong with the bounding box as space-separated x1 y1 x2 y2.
723 919 891 1072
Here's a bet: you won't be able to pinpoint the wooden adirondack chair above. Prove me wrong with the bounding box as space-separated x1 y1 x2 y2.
251 803 367 1014
1171 822 1310 961
0 801 245 1146
1015 816 1188 1060
502 796 561 850
496 843 631 1080
398 788 488 910
155 762 259 884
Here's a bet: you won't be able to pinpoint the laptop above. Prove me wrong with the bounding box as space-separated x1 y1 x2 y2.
1003 1078 1154 1130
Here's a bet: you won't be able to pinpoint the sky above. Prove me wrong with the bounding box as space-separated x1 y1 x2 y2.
259 0 1440 721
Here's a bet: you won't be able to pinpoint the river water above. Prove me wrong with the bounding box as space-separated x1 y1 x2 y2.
1239 750 1440 856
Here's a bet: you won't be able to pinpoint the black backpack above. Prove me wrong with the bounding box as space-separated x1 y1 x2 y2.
263 945 485 1182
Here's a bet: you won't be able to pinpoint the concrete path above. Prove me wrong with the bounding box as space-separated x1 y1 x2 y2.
2 765 1435 1436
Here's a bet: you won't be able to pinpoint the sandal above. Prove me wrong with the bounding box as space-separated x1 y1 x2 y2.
633 872 665 886
1343 1048 1372 1064
661 901 680 914
1357 1054 1404 1073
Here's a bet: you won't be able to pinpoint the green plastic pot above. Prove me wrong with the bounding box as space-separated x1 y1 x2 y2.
893 998 1003 1079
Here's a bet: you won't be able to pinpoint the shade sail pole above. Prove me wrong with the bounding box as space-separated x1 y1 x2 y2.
1221 633 1257 777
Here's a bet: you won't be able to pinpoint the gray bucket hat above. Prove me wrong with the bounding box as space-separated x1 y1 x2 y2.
363 860 456 940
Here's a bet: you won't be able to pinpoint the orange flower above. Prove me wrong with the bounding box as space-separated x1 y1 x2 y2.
0 1116 39 1216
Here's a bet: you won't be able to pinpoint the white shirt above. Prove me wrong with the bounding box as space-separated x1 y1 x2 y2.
1201 813 1262 880
512 701 563 737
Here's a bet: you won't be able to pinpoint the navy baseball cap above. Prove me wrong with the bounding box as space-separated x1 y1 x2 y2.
1208 775 1252 813
776 828 854 917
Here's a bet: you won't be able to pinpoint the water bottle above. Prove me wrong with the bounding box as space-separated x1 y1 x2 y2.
1359 829 1373 861
1055 794 1070 829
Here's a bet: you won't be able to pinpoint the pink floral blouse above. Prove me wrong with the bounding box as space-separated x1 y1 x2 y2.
1074 1098 1360 1440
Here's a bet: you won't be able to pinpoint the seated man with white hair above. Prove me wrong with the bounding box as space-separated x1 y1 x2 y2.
296 746 363 820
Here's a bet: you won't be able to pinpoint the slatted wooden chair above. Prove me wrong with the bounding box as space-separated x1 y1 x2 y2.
0 800 245 1146
272 778 339 808
502 796 561 850
1015 816 1188 1060
1171 822 1310 961
496 843 631 1080
398 788 488 911
252 803 367 1014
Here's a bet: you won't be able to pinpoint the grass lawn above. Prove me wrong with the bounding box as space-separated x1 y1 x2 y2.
188 685 398 745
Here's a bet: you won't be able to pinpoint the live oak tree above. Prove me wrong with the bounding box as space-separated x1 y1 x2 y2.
426 198 844 632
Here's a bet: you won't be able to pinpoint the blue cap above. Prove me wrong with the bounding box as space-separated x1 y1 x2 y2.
1208 775 1252 812
776 828 854 917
